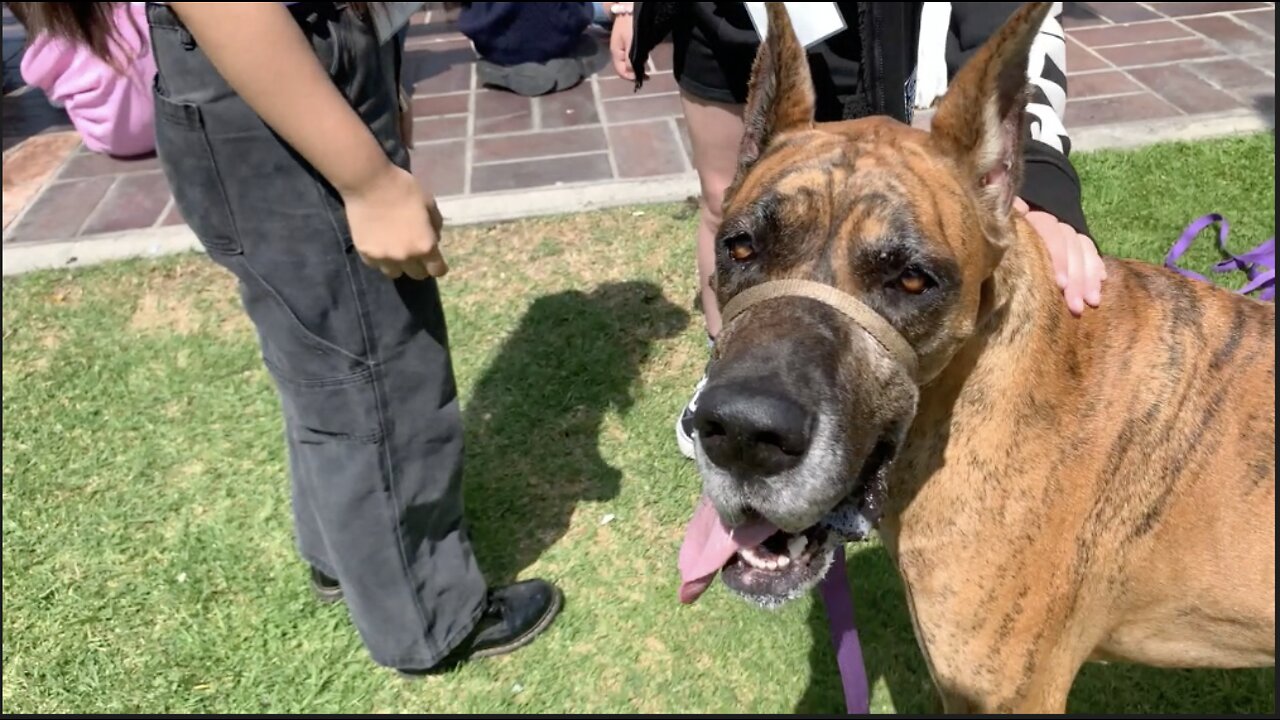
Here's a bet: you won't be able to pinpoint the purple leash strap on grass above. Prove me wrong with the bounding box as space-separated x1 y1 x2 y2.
1165 213 1275 302
1217 236 1275 301
818 544 871 715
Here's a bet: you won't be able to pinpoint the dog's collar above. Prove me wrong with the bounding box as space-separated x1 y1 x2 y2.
720 279 920 382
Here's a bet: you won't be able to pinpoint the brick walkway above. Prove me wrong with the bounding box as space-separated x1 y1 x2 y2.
2 2 1274 253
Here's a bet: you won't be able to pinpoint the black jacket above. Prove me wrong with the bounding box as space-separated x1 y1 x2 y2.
627 2 1091 239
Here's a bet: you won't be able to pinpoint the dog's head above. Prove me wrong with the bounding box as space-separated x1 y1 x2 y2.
692 2 1053 606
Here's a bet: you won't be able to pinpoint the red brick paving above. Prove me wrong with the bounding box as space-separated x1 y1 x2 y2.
410 92 469 117
1236 8 1276 35
412 114 468 142
57 151 161 179
539 81 602 129
9 176 115 242
1 131 79 229
1094 37 1223 67
601 92 684 124
1070 69 1145 98
473 126 608 164
1181 14 1274 54
1128 65 1241 113
1147 2 1271 18
607 120 689 178
3 2 1276 246
470 152 613 194
1068 92 1182 126
79 172 171 236
160 202 185 227
410 140 465 198
473 88 534 135
1077 2 1162 24
1190 57 1275 88
1066 35 1113 72
1071 19 1193 47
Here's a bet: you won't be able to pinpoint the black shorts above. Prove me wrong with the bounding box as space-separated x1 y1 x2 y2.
670 2 867 123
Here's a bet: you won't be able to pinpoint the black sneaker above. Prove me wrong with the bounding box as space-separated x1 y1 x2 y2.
398 579 563 677
310 566 343 604
675 373 707 461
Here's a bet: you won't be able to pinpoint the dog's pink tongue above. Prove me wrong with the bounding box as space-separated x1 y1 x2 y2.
678 496 778 604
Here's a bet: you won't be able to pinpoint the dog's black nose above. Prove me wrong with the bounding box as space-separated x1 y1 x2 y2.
694 382 814 475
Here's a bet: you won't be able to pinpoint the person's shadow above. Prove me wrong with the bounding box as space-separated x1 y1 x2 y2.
796 544 1276 714
460 281 689 585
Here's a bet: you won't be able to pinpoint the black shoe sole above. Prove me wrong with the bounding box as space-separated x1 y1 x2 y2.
310 574 344 604
312 585 343 604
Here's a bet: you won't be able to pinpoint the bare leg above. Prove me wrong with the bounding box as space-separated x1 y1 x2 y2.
672 90 747 459
679 89 745 340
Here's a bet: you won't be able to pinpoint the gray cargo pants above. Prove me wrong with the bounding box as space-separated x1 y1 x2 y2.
147 2 487 670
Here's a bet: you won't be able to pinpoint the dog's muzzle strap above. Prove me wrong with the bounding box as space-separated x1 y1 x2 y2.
720 279 919 381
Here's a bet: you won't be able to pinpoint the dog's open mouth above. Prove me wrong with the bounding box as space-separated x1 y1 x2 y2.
679 439 896 608
719 525 838 607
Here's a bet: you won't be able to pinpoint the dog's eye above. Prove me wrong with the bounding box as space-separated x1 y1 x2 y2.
895 266 934 295
725 233 757 262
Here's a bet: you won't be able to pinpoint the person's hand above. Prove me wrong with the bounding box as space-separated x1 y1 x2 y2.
609 4 636 80
342 163 448 281
1015 197 1105 317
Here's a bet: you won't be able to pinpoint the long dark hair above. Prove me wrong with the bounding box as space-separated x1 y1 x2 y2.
6 2 377 65
6 2 134 65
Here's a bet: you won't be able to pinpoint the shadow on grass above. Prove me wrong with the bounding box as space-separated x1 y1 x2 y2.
461 280 689 585
796 545 1276 714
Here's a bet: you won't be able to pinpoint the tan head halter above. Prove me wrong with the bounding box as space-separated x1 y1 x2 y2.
719 279 920 382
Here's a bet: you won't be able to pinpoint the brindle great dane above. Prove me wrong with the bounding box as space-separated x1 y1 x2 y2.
681 2 1276 712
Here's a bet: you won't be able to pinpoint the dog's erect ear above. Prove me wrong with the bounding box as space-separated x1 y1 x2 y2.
735 3 815 180
930 2 1053 219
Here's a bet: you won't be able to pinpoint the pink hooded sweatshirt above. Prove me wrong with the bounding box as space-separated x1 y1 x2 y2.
19 2 157 157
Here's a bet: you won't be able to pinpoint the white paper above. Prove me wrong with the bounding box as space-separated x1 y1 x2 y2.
913 1 952 109
743 2 847 49
372 1 425 45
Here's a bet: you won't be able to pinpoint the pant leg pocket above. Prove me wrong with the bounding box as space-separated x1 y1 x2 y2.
273 364 385 445
250 279 384 445
229 251 374 379
152 88 243 256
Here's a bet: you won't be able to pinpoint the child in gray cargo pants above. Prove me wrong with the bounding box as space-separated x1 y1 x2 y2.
14 0 561 674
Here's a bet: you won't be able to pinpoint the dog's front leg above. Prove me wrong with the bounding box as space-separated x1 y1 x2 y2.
896 555 1085 713
919 630 1081 714
935 682 1072 714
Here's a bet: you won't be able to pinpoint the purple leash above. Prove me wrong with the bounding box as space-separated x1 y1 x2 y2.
1165 213 1275 302
818 544 871 714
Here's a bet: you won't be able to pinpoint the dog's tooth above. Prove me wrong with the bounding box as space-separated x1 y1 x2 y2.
787 535 808 559
776 555 791 569
742 545 785 571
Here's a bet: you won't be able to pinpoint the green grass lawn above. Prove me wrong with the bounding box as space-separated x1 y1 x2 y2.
3 133 1275 714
